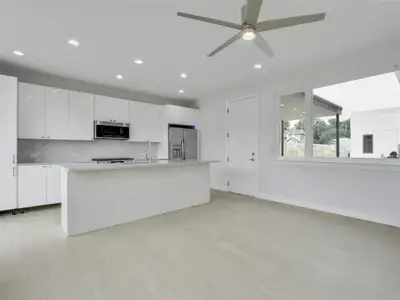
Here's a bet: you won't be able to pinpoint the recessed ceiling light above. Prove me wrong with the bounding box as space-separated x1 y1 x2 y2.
68 39 80 47
116 74 123 80
292 108 297 111
280 104 285 107
180 73 187 78
134 59 143 65
179 89 185 94
13 50 24 56
302 111 306 114
254 64 262 69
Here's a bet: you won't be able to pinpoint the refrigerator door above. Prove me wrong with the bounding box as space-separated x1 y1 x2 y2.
183 129 198 160
169 127 184 160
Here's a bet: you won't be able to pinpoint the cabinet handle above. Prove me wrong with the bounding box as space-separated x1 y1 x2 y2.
13 167 15 177
13 154 15 164
42 165 46 168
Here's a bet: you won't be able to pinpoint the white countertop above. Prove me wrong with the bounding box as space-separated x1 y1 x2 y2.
61 160 218 172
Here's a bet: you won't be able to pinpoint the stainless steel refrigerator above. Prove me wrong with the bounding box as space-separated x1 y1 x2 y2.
169 126 198 160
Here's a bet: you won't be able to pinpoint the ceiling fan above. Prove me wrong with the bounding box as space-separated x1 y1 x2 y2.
177 0 326 58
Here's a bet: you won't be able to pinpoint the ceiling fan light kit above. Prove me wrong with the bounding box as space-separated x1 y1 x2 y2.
177 0 326 58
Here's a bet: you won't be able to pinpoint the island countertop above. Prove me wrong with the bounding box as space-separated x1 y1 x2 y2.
61 160 218 172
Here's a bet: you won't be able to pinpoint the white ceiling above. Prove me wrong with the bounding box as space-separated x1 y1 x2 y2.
0 0 399 100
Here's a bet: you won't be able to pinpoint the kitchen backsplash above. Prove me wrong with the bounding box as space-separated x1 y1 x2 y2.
18 139 159 164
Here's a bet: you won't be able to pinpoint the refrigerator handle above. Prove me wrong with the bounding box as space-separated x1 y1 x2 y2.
181 139 185 160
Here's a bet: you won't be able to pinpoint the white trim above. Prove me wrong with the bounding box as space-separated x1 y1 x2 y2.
225 94 259 197
276 156 400 171
257 192 400 228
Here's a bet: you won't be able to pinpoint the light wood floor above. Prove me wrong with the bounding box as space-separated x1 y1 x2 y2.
1 191 400 299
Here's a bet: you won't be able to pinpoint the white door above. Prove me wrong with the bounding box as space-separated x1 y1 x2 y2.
46 165 61 204
18 165 47 208
0 75 17 166
70 91 94 140
227 96 258 196
45 88 70 139
113 98 130 123
18 83 46 139
0 166 17 211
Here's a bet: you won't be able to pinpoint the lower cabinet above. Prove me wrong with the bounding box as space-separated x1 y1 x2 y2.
46 165 62 204
0 166 17 211
17 165 62 208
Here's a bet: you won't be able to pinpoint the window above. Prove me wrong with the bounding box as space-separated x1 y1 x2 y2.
363 134 373 154
280 93 305 157
311 96 343 157
312 71 400 160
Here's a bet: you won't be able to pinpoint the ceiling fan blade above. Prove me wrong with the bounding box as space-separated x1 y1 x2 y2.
254 33 274 57
256 13 326 32
207 32 243 57
245 0 263 26
177 12 242 30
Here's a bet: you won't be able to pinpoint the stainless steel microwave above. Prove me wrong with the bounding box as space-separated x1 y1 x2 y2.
94 121 130 140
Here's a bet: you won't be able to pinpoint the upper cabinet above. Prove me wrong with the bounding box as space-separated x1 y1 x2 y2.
18 83 46 139
129 102 165 142
45 87 70 140
165 105 198 126
70 91 94 141
18 84 95 141
95 95 129 123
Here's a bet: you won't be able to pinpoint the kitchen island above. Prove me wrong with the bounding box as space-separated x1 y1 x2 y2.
61 160 216 237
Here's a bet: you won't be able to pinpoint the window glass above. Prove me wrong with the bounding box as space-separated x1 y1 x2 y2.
363 135 373 154
314 71 400 160
280 93 305 157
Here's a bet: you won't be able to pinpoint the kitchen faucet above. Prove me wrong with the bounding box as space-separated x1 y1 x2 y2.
144 141 151 161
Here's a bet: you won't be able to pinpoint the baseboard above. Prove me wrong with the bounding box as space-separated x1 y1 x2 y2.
257 193 400 228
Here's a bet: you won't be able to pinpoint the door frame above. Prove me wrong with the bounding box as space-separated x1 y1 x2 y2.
225 94 259 197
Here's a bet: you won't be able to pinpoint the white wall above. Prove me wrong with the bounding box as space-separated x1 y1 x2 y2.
198 41 400 227
351 108 400 158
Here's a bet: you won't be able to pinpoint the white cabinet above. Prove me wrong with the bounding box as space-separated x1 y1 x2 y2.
0 75 17 166
165 105 198 126
18 165 47 208
0 75 18 211
95 95 129 123
17 164 62 208
46 165 62 204
0 167 17 211
45 88 70 139
18 83 46 139
70 91 94 140
129 102 165 142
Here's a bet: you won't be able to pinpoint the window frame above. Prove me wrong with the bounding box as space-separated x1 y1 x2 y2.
362 134 374 154
275 88 400 168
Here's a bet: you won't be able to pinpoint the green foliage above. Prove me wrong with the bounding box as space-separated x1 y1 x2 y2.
294 118 350 145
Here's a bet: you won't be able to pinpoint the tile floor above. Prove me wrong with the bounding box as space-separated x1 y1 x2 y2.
1 191 400 299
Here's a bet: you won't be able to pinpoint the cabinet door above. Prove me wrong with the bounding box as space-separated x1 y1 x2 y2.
95 95 114 121
183 107 198 127
0 75 17 166
129 101 151 141
17 165 47 208
151 105 166 142
18 83 46 139
70 91 94 140
0 166 17 211
45 88 70 139
46 165 61 204
113 98 130 123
